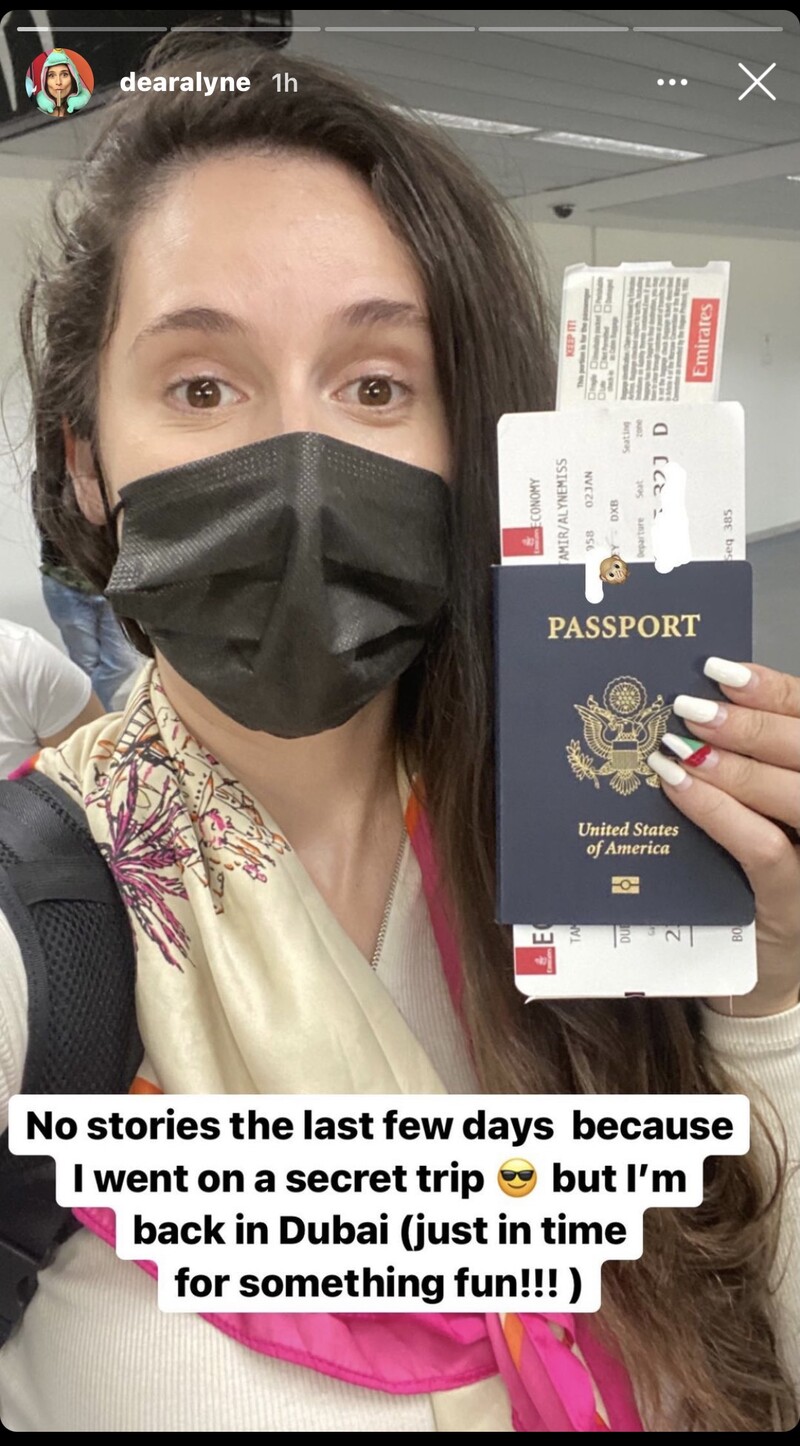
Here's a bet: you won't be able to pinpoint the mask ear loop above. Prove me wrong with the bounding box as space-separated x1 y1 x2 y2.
64 445 142 658
95 458 124 551
94 467 144 656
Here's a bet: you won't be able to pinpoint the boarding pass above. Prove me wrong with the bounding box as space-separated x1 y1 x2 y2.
498 402 745 572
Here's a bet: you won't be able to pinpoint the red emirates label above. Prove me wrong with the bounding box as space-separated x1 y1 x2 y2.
685 298 720 383
516 946 556 975
502 526 544 558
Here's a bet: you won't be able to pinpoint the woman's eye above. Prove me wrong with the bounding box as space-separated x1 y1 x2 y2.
338 375 410 410
167 377 243 411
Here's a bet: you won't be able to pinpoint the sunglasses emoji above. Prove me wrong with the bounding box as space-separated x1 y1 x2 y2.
497 1158 538 1197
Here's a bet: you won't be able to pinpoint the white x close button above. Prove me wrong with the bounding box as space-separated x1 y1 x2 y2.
738 62 777 101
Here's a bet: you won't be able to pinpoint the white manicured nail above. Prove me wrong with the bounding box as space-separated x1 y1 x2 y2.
703 657 753 689
673 695 727 726
647 751 692 789
663 733 699 760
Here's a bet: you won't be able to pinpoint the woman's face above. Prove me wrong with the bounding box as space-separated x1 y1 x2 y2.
84 151 451 511
46 64 72 100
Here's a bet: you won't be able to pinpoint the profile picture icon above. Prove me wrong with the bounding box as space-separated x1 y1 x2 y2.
26 49 94 120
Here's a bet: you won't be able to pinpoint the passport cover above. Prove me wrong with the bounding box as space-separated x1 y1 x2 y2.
495 562 755 926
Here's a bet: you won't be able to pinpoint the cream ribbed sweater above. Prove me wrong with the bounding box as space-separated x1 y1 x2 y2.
0 838 798 1431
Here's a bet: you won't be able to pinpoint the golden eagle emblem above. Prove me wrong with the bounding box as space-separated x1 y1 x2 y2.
566 676 672 796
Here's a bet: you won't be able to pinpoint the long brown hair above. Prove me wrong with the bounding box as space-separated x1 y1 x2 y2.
20 31 795 1430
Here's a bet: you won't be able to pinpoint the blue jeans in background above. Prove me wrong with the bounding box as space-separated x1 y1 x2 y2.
41 574 142 712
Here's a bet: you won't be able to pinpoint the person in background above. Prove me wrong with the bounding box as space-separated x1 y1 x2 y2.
0 616 104 778
39 527 141 711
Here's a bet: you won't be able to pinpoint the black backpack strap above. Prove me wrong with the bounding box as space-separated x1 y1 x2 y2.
0 772 142 1345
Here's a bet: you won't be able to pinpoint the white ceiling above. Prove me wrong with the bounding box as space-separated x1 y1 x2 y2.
2 8 799 237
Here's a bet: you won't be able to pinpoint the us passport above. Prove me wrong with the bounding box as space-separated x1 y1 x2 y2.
495 562 755 926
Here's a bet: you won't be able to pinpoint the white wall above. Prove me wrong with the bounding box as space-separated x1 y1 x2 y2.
0 179 58 643
1 182 798 651
528 221 800 538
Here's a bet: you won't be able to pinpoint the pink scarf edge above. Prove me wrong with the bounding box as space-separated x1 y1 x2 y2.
67 776 642 1429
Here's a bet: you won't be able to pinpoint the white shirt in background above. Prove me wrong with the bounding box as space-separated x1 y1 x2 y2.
0 619 91 777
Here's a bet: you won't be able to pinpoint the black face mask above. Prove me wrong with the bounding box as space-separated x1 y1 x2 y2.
104 432 450 737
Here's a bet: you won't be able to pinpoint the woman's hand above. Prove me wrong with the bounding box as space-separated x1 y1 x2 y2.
647 658 800 1018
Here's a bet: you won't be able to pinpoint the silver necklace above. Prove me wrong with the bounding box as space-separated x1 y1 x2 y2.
370 829 407 971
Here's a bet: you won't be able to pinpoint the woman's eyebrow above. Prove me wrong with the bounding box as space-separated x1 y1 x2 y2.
334 298 428 330
131 306 250 351
130 299 426 353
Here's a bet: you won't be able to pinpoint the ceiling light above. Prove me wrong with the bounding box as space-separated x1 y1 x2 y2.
786 174 800 181
392 106 539 136
533 130 705 161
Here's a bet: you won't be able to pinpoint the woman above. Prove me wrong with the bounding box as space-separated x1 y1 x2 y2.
31 49 91 119
1 32 798 1432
